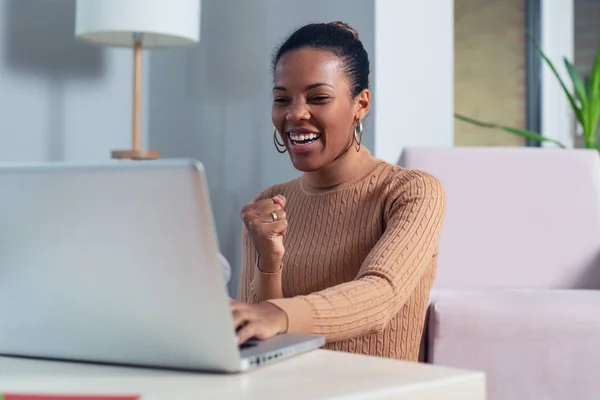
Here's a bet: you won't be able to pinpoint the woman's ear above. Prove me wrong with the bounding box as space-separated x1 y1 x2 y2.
355 88 371 120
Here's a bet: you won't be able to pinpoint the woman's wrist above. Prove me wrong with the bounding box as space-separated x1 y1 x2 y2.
257 256 283 274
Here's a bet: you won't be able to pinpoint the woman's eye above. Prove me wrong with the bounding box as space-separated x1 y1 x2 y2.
311 96 331 103
273 96 330 105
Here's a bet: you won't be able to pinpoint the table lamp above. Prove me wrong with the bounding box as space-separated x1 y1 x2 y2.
75 0 201 160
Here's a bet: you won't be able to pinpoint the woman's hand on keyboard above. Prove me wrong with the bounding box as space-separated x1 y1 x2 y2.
230 299 287 345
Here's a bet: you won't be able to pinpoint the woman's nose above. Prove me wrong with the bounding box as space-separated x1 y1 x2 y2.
286 101 310 121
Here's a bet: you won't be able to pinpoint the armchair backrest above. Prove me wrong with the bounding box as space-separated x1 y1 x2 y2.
399 147 600 289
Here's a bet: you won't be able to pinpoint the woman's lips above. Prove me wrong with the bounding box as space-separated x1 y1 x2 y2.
287 132 321 153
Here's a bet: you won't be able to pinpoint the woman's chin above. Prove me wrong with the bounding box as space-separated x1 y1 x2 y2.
289 155 323 172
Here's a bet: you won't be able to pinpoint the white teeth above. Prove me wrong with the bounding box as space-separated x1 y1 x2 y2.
289 132 320 142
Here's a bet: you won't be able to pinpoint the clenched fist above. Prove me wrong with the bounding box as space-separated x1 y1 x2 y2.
241 195 287 271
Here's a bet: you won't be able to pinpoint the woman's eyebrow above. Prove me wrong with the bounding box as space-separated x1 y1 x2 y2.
273 83 334 92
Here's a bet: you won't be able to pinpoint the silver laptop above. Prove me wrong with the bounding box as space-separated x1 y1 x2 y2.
0 159 324 373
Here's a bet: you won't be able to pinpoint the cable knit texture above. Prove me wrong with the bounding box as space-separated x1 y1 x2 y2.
238 152 446 361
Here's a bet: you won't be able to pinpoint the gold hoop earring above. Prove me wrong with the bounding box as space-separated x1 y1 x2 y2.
273 128 287 153
354 120 363 152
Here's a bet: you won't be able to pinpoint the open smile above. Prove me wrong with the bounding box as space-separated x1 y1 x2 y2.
287 132 322 146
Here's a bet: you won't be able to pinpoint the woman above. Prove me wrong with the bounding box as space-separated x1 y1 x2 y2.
231 21 446 361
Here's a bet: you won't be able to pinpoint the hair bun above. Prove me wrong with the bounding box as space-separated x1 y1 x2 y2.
330 21 359 39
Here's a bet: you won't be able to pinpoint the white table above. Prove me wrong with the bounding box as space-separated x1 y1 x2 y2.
0 350 485 399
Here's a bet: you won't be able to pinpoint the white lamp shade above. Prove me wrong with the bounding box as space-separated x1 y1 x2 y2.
75 0 201 48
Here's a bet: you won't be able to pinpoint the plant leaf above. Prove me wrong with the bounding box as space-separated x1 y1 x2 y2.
589 36 600 101
564 58 588 109
565 58 593 146
586 36 600 146
455 113 567 148
527 31 583 125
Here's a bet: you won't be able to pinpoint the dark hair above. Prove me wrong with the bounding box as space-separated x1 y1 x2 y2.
272 21 370 98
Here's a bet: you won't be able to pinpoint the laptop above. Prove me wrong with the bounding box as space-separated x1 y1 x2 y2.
0 159 325 373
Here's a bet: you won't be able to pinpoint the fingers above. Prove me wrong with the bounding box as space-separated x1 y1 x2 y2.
240 200 271 220
235 318 277 344
231 301 255 330
249 197 284 210
246 210 286 228
256 218 287 237
241 197 288 233
236 322 258 345
269 210 288 234
272 195 286 209
257 204 284 220
230 303 268 344
241 196 287 218
230 302 282 345
241 203 280 223
262 209 286 224
240 194 288 242
274 218 288 235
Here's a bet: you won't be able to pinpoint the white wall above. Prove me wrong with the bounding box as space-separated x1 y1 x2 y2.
148 0 456 296
148 0 376 295
0 0 455 297
0 0 148 162
540 0 575 148
374 0 454 164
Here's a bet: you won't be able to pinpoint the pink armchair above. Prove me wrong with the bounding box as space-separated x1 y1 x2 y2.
399 147 600 400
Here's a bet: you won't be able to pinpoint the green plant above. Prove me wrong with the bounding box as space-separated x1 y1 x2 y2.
455 32 600 150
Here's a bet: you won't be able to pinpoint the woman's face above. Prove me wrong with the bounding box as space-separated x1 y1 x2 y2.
272 48 369 172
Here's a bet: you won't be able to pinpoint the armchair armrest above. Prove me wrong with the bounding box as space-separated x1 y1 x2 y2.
427 289 600 400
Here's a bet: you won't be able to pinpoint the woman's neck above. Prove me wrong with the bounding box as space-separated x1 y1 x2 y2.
302 146 380 191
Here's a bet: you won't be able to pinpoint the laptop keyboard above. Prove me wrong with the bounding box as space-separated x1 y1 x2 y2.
239 339 259 350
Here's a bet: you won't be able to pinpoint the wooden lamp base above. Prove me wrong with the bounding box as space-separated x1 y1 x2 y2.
116 37 159 162
111 149 160 160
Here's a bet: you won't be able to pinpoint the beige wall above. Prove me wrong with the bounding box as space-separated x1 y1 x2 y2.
454 0 526 146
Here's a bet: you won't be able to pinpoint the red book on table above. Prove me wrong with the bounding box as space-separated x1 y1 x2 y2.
0 395 139 400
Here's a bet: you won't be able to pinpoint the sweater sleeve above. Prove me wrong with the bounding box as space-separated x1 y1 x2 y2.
237 223 261 303
266 171 446 341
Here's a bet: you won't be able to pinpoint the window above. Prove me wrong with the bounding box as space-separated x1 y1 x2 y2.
574 0 600 147
454 0 536 146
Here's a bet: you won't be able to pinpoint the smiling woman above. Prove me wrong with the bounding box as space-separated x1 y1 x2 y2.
232 21 447 362
271 22 370 174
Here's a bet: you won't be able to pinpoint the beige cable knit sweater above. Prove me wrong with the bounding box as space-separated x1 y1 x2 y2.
238 151 446 361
